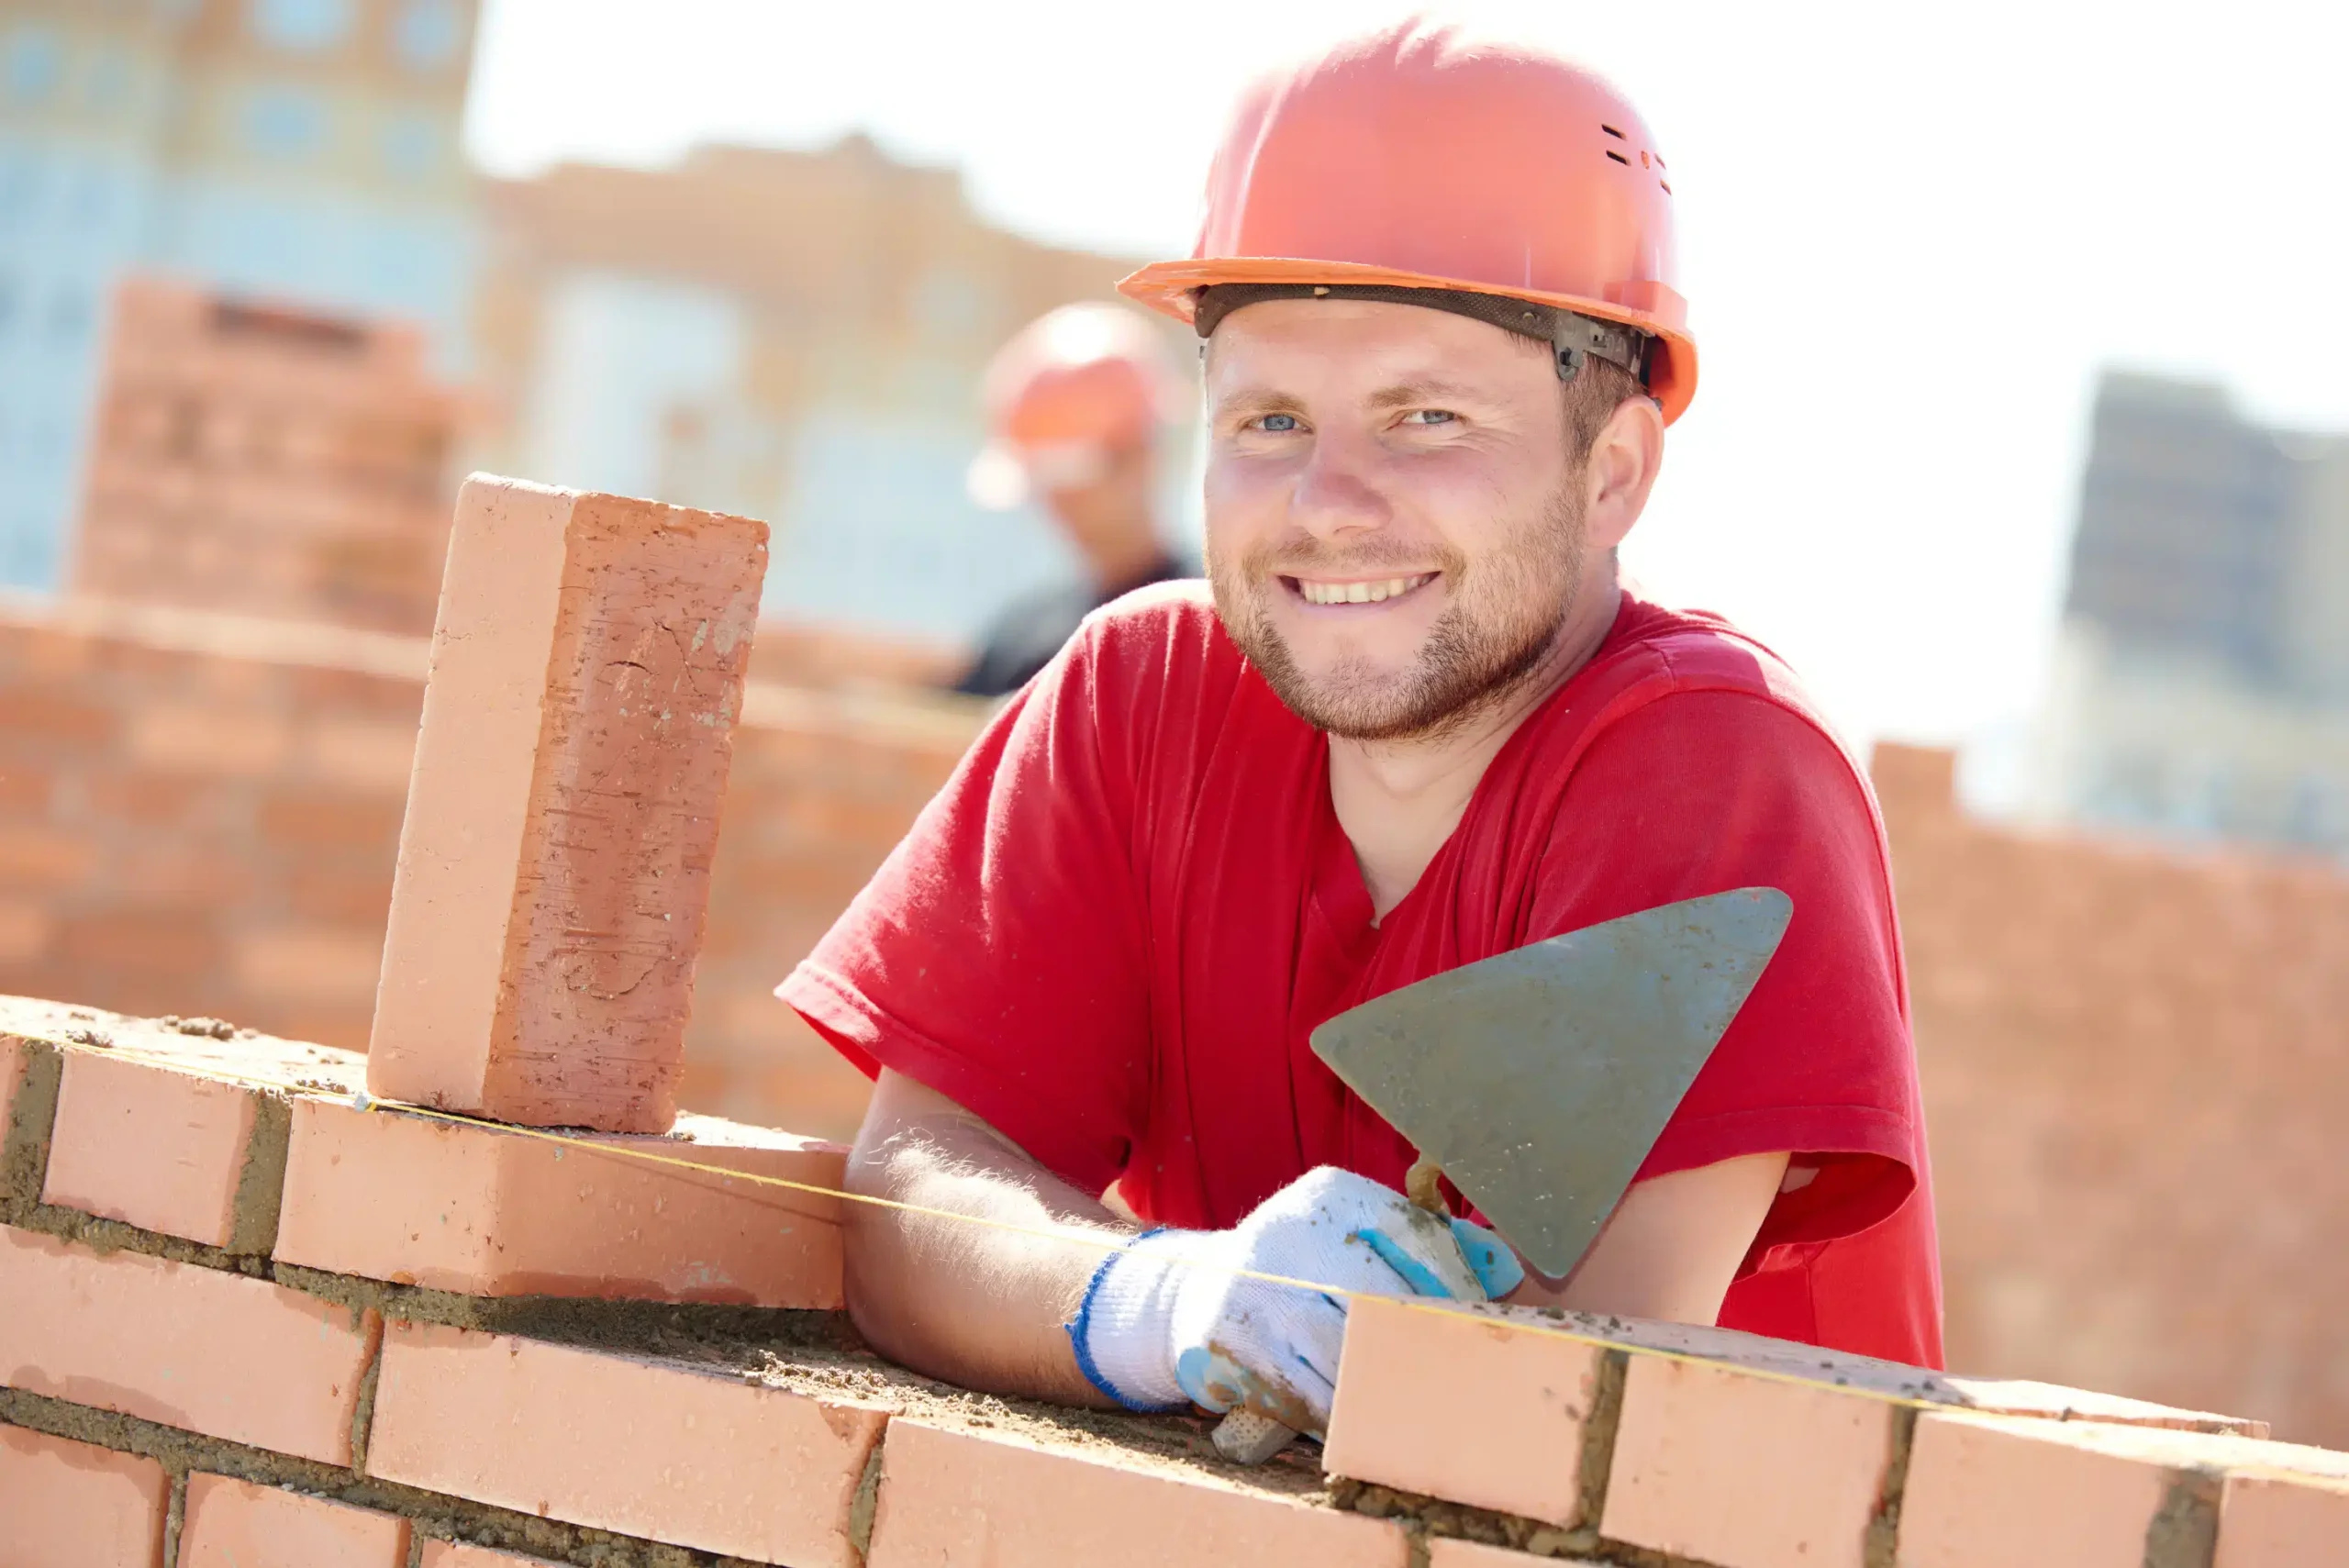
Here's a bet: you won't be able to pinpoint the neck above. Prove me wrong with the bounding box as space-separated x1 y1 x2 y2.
1329 565 1624 920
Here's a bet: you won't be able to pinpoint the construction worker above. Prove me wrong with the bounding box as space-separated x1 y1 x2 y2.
952 303 1189 698
782 20 1940 1433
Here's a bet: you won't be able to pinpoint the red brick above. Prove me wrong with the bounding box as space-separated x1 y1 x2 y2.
59 911 223 983
2218 1472 2349 1566
1601 1354 1895 1568
0 1225 378 1464
231 928 384 1004
300 717 421 791
1898 1413 2180 1567
0 686 117 745
40 1048 262 1247
864 1418 1409 1568
1891 1415 2349 1567
0 824 98 888
0 1424 170 1568
274 1098 844 1307
179 1473 410 1567
0 897 54 962
366 477 768 1134
1427 1544 1579 1568
365 1319 882 1562
256 791 406 853
418 1543 560 1568
418 1542 561 1568
0 759 55 816
124 702 293 777
1325 1297 1606 1527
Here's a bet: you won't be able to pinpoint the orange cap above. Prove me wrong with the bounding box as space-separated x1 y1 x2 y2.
1119 20 1698 423
968 304 1180 509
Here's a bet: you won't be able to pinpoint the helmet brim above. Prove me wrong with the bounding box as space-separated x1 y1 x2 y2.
1119 256 1697 426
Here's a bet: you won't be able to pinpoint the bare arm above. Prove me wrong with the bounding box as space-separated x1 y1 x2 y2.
1508 1151 1790 1324
841 1069 1135 1406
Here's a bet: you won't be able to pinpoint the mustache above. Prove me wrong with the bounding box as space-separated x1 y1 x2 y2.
1229 531 1466 582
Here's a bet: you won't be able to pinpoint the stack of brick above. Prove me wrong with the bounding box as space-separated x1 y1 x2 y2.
1876 745 2349 1448
4 999 2344 1567
71 278 465 638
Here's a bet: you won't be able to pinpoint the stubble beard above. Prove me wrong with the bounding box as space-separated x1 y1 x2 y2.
1209 482 1588 744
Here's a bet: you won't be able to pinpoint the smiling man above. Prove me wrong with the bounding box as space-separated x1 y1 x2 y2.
781 20 1941 1432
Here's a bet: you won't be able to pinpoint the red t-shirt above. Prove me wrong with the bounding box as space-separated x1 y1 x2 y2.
783 583 1944 1369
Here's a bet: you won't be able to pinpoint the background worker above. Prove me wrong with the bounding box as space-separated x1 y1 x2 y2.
952 303 1189 697
784 20 1940 1433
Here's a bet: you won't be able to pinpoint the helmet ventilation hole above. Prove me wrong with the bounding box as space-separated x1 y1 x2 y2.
1600 123 1627 139
1605 150 1631 165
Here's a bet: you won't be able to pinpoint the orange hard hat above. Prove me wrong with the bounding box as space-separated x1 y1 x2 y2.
1119 19 1697 423
968 304 1181 509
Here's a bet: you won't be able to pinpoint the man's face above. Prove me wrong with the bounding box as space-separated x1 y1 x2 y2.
1203 299 1589 741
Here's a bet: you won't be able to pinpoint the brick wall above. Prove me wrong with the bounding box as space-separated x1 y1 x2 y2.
1876 744 2349 1447
6 1006 2343 1568
0 594 981 1140
72 279 464 638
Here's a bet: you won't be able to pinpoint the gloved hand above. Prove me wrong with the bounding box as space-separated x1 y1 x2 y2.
1066 1166 1524 1433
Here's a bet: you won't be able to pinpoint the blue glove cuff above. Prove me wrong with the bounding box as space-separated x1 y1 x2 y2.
1065 1229 1190 1413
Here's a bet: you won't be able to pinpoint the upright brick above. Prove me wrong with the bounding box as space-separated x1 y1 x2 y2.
0 1425 170 1568
365 476 767 1134
1324 1297 1607 1527
273 1097 843 1307
365 1319 883 1563
179 1473 411 1567
0 1225 377 1464
865 1418 1409 1568
1602 1353 1897 1568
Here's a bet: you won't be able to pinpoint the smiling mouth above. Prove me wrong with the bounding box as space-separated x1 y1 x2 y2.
1286 573 1439 606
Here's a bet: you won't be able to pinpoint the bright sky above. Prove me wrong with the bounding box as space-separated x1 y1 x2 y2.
466 0 2349 759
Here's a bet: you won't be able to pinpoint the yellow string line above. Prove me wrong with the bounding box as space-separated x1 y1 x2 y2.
16 1029 2264 1440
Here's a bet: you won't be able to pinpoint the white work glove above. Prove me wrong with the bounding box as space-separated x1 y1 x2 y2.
1066 1166 1524 1434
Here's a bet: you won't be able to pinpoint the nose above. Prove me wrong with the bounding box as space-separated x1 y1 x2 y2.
1287 428 1394 546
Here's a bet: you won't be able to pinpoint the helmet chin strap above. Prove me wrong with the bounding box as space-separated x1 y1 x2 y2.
1190 283 1653 388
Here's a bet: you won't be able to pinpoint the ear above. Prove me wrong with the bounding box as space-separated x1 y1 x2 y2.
1581 395 1666 551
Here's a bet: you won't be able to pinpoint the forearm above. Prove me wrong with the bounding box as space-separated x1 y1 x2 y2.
842 1073 1134 1405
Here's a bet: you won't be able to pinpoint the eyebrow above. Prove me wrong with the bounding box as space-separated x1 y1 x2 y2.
1211 379 1488 421
1364 377 1487 410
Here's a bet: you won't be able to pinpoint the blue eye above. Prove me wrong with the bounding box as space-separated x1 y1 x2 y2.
1403 408 1457 426
1258 413 1299 433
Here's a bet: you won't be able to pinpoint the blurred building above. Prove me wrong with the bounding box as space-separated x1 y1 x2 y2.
0 0 480 590
72 275 459 633
2028 373 2349 857
474 137 1195 651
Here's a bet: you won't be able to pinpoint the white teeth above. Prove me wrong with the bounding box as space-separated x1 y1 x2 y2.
1298 573 1432 606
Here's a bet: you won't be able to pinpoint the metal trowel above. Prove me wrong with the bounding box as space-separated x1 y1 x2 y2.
1208 885 1794 1464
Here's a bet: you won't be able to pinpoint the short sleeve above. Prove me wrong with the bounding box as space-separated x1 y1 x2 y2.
778 621 1154 1195
1527 689 1921 1262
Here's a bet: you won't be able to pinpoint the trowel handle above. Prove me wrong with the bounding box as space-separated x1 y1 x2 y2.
1404 1154 1447 1215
